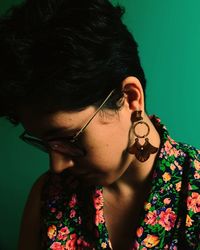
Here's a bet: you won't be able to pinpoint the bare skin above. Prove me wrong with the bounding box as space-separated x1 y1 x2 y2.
18 77 161 250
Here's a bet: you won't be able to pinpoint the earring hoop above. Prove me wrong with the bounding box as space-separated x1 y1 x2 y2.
133 121 150 138
128 111 158 162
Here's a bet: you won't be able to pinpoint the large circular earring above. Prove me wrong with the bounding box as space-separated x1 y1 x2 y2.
128 111 159 162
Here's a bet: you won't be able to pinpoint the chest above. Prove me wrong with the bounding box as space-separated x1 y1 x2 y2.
103 190 146 250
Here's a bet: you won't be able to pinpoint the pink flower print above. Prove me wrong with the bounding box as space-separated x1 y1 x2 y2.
50 242 64 250
133 240 140 249
194 171 200 179
187 192 200 213
56 211 63 220
158 208 177 231
57 226 70 241
136 226 144 237
70 209 76 218
144 210 157 226
69 194 77 208
93 190 103 210
167 136 177 145
77 237 91 247
51 207 56 213
65 233 78 250
169 148 180 157
163 198 171 205
194 159 200 170
95 209 105 226
164 140 173 154
78 216 82 224
188 183 192 190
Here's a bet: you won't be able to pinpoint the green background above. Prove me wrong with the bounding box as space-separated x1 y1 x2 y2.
0 0 200 249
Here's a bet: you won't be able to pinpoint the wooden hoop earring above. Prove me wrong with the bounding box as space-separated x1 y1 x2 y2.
128 111 158 162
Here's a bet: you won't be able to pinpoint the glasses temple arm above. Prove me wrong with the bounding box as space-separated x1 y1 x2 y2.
72 89 115 141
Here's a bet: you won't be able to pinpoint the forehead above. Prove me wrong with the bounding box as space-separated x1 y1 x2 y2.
18 105 96 137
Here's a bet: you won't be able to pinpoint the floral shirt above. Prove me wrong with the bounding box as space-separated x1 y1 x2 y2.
41 116 200 250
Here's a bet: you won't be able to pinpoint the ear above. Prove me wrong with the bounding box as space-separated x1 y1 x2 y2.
122 76 145 111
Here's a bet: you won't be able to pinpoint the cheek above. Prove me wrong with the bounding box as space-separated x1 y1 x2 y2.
81 124 130 173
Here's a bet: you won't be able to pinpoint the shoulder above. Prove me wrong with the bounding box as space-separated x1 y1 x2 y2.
179 142 200 160
178 142 200 183
30 171 50 194
18 171 50 250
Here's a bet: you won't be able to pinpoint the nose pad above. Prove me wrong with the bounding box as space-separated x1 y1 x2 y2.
49 151 74 174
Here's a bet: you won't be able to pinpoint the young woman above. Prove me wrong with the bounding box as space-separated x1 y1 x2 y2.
0 0 199 249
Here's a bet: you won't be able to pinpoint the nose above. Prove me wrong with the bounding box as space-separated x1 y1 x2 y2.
49 151 74 174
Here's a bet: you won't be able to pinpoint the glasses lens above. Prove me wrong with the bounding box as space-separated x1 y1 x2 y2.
22 137 49 152
20 131 86 157
48 140 85 157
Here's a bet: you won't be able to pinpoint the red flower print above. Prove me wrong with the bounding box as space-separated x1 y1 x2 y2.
136 226 144 237
158 208 177 231
70 209 76 218
133 240 140 249
51 207 56 213
144 210 157 226
57 226 70 241
77 236 91 247
95 209 105 226
187 192 200 213
93 190 103 210
50 242 64 250
56 211 63 220
69 194 77 208
65 233 77 250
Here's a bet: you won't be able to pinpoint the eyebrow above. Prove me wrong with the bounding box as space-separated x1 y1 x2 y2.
27 127 79 139
44 127 80 138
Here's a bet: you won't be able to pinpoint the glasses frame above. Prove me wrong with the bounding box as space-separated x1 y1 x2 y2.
19 89 115 155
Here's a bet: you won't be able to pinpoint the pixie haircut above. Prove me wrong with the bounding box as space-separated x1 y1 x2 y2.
0 0 146 125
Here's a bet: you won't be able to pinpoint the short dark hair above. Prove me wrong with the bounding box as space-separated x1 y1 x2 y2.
0 0 146 125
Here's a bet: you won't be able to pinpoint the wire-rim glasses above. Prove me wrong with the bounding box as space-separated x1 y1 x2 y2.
19 89 115 157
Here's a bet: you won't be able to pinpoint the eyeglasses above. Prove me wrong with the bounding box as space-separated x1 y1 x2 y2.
19 89 115 157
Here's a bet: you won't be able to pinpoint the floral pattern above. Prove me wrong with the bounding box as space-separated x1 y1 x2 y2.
41 116 200 249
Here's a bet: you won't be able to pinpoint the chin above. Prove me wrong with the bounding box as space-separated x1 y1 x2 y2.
80 173 114 187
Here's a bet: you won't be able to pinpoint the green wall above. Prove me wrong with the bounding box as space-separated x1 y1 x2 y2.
0 1 200 249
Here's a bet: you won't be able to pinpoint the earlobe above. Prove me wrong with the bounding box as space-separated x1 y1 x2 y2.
122 76 144 111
